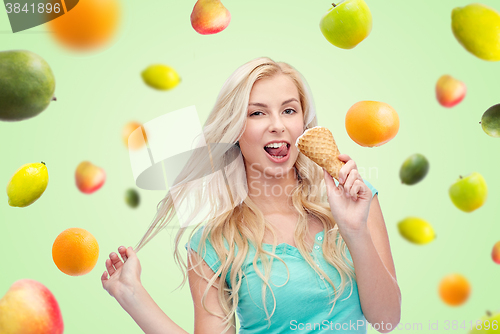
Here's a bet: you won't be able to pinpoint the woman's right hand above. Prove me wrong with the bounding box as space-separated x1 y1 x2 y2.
101 246 142 301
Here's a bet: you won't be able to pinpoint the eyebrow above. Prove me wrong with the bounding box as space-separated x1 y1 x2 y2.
248 98 299 108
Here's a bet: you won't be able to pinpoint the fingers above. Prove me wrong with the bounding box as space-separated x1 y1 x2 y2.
350 179 369 201
126 246 136 258
105 258 116 276
101 270 108 283
349 179 362 201
118 246 128 262
337 154 352 162
110 251 124 271
343 168 361 197
338 159 357 185
324 169 342 197
104 246 129 278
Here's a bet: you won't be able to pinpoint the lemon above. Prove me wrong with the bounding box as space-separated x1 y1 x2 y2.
141 64 181 90
7 162 49 207
397 217 436 245
452 3 500 61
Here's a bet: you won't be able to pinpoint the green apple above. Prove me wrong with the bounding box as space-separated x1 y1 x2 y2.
469 310 500 333
449 172 488 212
319 0 373 49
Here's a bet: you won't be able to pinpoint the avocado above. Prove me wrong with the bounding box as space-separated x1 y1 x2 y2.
399 153 429 185
0 50 56 121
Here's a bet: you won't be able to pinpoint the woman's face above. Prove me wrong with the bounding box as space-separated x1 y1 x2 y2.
239 74 304 178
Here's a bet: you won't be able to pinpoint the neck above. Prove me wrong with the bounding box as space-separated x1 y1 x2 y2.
245 164 300 216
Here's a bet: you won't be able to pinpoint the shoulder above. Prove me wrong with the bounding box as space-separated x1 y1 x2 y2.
184 226 221 275
184 226 235 288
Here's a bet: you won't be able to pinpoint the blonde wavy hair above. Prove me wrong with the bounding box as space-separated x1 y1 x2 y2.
133 56 357 333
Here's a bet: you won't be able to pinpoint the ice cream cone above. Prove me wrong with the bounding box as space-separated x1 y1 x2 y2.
295 126 345 180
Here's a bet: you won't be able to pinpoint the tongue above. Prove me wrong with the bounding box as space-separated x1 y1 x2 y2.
265 144 288 156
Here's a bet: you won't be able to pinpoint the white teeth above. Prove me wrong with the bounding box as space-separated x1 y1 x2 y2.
265 142 287 148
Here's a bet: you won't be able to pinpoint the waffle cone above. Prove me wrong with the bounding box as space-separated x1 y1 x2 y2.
295 126 345 180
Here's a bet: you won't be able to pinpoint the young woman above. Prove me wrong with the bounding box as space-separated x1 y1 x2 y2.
101 57 401 334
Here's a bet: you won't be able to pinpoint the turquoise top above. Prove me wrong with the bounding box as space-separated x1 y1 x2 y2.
185 179 378 333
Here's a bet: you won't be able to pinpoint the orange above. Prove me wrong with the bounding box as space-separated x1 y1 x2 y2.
122 121 148 150
345 101 400 147
52 227 99 276
438 273 471 306
47 0 121 51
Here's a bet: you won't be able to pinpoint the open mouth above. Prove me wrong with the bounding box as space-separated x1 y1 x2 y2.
263 142 290 160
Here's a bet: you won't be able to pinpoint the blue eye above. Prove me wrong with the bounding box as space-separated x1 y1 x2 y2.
249 109 296 116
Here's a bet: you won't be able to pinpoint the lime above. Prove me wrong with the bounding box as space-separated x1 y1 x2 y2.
7 162 49 207
141 64 181 90
125 188 140 208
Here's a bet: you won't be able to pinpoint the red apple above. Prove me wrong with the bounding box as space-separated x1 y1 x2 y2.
0 279 64 334
492 241 500 264
190 0 231 35
436 74 466 107
75 161 106 194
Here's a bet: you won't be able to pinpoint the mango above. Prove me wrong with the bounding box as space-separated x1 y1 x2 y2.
480 104 500 138
399 153 429 185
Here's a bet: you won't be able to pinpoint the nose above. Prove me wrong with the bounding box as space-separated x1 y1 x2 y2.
269 114 285 133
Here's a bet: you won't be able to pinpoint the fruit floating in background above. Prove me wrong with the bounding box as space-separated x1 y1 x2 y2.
52 227 99 276
0 279 64 334
469 310 500 333
125 188 140 208
47 0 120 51
480 104 500 138
75 161 106 194
141 64 181 91
190 0 231 35
0 50 55 121
449 172 487 212
451 3 500 61
436 75 466 108
345 100 399 147
397 217 436 244
319 0 372 49
7 161 49 207
492 241 500 264
399 153 429 185
122 121 148 150
439 273 471 306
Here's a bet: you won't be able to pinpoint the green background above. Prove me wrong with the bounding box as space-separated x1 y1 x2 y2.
1 0 500 332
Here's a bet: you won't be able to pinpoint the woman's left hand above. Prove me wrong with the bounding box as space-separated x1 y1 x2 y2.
323 154 373 238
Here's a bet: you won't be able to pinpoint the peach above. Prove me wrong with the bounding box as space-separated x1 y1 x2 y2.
122 121 147 150
75 161 106 194
0 279 63 334
492 241 500 264
436 74 466 108
190 0 231 35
